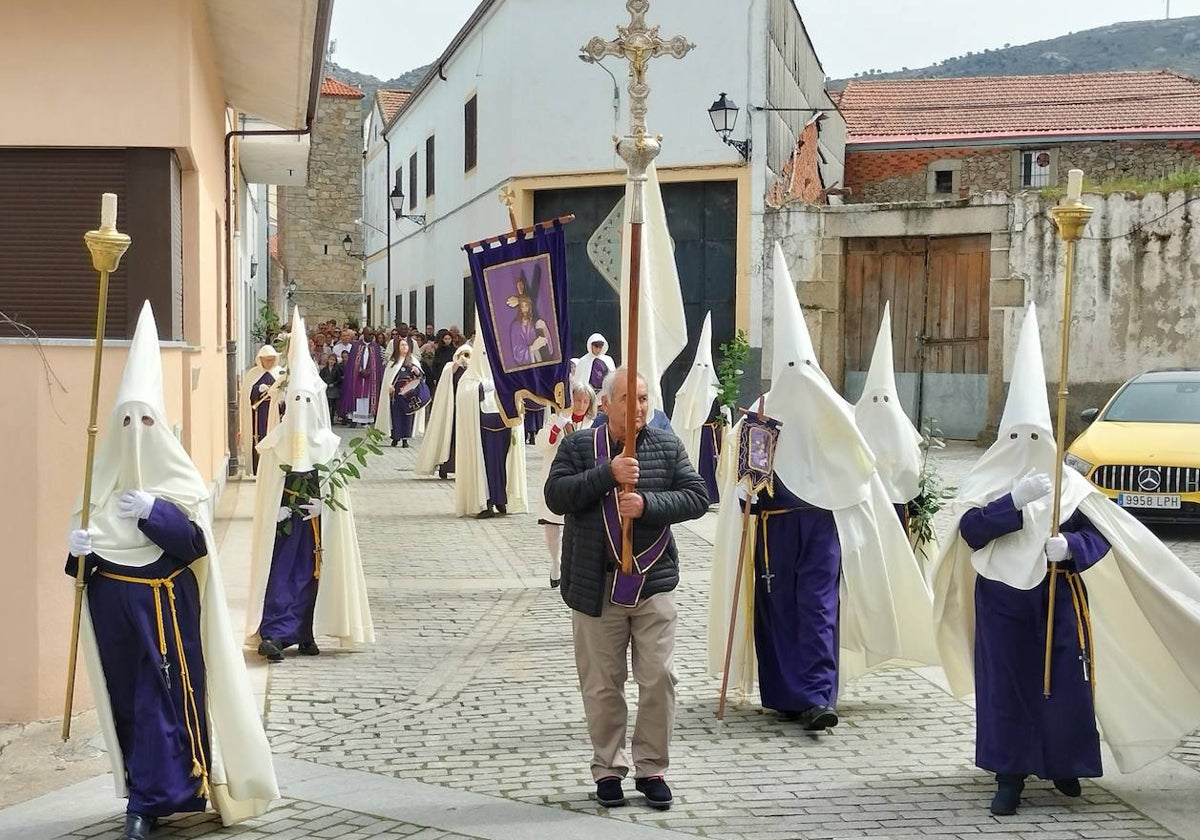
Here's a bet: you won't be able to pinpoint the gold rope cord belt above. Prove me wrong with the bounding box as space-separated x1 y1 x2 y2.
282 488 323 580
96 567 210 799
1055 568 1097 695
755 507 807 596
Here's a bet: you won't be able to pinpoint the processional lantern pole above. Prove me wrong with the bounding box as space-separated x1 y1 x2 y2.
62 194 132 741
1043 169 1092 698
580 0 693 575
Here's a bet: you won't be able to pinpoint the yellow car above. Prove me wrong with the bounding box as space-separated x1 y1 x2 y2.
1065 369 1200 523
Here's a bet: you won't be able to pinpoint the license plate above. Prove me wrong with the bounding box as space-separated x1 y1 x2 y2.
1117 493 1182 509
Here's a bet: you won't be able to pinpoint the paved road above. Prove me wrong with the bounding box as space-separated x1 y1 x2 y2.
11 438 1200 840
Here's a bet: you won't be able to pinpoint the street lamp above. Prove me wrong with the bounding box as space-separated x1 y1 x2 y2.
708 92 751 161
389 184 426 226
250 254 259 279
342 234 366 260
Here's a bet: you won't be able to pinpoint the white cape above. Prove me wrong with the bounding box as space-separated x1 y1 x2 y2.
238 364 281 478
931 485 1200 773
415 361 457 476
671 312 720 472
453 381 528 517
534 410 595 524
82 507 279 825
707 420 939 702
245 445 375 648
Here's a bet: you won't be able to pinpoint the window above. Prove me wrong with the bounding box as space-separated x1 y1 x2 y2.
464 95 478 173
425 284 436 328
408 152 418 210
425 136 436 197
408 289 417 325
1019 149 1053 188
463 275 476 336
926 160 961 198
933 169 954 194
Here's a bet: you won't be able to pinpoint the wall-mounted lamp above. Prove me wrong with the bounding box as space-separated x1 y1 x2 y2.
389 184 426 225
250 254 259 279
708 92 751 161
342 235 366 260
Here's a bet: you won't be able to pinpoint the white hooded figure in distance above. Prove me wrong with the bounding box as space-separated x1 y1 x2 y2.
67 302 278 839
454 338 527 518
240 344 284 477
854 303 927 543
707 242 937 731
931 302 1200 817
416 343 472 479
671 311 726 504
574 332 616 394
247 308 374 662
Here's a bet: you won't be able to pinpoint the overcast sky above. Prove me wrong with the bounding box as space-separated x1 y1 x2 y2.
330 0 1199 82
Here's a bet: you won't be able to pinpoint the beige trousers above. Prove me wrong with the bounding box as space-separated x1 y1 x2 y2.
571 582 678 781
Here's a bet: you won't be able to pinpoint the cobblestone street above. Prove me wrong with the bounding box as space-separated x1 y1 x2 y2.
7 437 1200 840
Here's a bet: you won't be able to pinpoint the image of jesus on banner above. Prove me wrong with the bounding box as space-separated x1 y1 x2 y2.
485 254 563 373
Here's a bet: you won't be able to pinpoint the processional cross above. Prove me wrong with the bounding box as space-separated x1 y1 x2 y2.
580 1 694 576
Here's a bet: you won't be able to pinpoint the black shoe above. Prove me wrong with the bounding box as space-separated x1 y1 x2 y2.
595 776 626 808
990 774 1025 816
477 508 495 520
797 704 838 730
257 639 284 662
123 813 154 840
391 439 398 447
437 466 448 480
496 504 508 516
402 440 409 448
634 776 673 810
298 641 321 656
550 578 560 589
1053 778 1081 797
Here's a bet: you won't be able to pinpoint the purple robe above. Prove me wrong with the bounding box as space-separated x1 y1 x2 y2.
523 399 545 437
751 479 842 713
510 319 547 366
699 421 721 504
65 501 210 817
337 341 385 420
480 408 511 508
259 470 321 648
389 362 422 442
248 370 277 475
960 496 1110 780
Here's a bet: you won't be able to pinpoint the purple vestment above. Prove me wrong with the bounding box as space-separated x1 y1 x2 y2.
510 319 547 366
337 341 384 420
751 479 842 713
249 370 277 474
523 399 545 437
960 496 1109 779
441 367 467 476
258 470 321 648
66 501 210 817
480 409 511 508
589 357 608 390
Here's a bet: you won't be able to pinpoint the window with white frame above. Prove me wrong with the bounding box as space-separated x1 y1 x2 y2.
1020 149 1053 188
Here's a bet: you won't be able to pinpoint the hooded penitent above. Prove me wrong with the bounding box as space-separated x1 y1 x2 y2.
932 301 1200 773
240 344 283 477
76 301 278 825
706 242 937 703
454 338 527 517
416 344 472 476
671 311 721 472
574 332 616 393
854 302 923 505
246 307 374 649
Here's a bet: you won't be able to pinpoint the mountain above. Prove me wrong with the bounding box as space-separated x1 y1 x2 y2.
326 60 433 113
830 15 1200 87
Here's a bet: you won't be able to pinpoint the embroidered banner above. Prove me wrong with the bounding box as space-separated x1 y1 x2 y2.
463 221 571 426
737 411 784 498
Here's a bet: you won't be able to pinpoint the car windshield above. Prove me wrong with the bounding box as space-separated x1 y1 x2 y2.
1103 380 1200 423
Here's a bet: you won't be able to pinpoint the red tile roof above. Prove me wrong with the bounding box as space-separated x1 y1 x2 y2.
838 71 1200 145
376 88 411 123
321 77 364 99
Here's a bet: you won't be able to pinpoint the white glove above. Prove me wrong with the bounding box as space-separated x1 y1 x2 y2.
68 529 93 557
481 380 496 395
1045 534 1071 564
258 383 270 394
117 490 155 520
299 499 323 521
720 405 733 425
276 506 291 524
1010 470 1053 509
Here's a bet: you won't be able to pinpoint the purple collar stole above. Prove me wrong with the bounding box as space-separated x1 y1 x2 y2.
595 429 671 608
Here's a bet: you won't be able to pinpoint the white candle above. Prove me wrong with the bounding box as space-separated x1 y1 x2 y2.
100 193 117 229
1066 170 1084 202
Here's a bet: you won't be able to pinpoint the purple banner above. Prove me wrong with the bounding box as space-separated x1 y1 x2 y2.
463 222 571 426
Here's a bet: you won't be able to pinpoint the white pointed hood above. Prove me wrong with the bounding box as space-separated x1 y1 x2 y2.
855 302 923 503
257 307 340 472
671 312 721 468
766 244 875 510
954 302 1092 589
75 301 209 566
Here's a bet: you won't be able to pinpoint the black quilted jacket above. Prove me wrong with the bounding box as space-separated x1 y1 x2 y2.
545 425 710 617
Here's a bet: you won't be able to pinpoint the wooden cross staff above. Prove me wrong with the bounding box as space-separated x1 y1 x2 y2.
580 0 693 575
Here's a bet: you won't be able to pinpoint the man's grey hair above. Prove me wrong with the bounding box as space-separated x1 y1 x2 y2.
600 367 647 401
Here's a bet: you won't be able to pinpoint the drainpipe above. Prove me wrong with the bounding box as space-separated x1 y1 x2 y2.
222 0 332 478
384 134 392 326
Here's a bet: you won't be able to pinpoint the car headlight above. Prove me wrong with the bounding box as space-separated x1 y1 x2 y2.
1064 453 1093 475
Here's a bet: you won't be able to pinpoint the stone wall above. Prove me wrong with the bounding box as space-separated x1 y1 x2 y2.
278 93 363 325
846 140 1200 205
1007 187 1200 439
